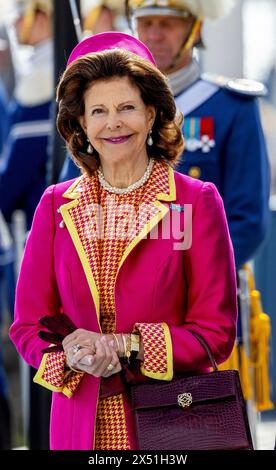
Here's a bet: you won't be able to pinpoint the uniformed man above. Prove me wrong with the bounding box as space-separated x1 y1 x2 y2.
81 0 126 35
127 0 270 271
0 0 53 231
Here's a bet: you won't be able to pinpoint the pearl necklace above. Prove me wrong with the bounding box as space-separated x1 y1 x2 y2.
97 158 154 195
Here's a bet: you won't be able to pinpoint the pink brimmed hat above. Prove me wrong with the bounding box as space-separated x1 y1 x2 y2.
67 31 156 67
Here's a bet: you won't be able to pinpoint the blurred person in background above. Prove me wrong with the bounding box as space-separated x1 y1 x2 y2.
60 0 127 182
127 0 270 271
0 0 53 233
0 0 54 449
82 0 126 35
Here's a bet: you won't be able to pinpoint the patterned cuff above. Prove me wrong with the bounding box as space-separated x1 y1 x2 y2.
134 322 173 380
33 350 84 398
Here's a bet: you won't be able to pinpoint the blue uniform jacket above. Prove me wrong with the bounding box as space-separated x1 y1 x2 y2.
0 83 9 154
0 100 52 230
176 82 270 269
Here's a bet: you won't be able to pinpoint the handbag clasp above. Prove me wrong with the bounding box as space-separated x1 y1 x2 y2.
177 393 192 408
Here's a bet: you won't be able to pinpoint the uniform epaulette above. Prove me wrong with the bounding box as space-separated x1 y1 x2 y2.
201 73 267 97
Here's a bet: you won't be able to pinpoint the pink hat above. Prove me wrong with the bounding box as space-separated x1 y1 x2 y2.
67 31 156 67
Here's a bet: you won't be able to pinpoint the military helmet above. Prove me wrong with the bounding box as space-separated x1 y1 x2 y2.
81 0 125 32
13 0 52 43
14 0 53 17
127 1 235 57
127 0 235 20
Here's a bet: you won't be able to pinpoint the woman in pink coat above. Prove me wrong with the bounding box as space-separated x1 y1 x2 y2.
10 32 237 450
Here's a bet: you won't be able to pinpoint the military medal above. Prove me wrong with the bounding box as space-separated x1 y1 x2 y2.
184 117 215 153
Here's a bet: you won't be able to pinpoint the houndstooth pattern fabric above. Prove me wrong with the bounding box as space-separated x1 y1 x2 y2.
63 367 84 393
98 185 146 333
68 160 170 334
39 350 84 394
70 175 102 293
135 322 168 375
41 351 66 387
66 160 171 448
96 180 147 449
98 160 170 334
94 395 131 450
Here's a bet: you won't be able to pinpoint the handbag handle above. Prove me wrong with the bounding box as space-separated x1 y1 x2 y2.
188 330 218 372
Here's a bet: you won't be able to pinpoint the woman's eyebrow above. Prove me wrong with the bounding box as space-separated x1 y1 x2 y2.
89 100 136 109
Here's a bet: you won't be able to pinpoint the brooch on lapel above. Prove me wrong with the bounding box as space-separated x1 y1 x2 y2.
170 203 185 213
184 117 215 153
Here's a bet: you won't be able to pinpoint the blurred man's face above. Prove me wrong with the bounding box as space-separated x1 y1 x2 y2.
14 11 52 46
137 15 194 73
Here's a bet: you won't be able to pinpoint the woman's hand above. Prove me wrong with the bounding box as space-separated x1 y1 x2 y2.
62 328 101 355
63 333 121 377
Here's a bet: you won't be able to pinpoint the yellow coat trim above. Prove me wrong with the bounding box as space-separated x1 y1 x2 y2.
33 353 75 397
139 323 173 381
60 176 101 322
156 165 176 201
162 322 174 380
33 353 81 398
61 385 75 399
62 175 84 199
60 200 100 320
33 353 63 392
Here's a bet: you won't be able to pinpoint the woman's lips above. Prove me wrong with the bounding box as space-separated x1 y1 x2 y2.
103 135 132 144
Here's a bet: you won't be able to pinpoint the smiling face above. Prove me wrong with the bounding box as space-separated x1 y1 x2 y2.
80 76 156 168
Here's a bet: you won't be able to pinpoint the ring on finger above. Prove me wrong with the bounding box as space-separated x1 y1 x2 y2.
71 344 81 354
106 363 114 372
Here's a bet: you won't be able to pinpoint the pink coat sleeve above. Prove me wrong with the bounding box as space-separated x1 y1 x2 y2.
9 185 61 369
170 182 237 371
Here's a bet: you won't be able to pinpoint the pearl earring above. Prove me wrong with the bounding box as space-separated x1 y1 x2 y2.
87 139 93 154
147 129 153 146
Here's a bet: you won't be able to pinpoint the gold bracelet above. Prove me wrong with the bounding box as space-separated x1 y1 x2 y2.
122 334 127 357
122 334 131 362
111 333 120 354
125 334 131 364
68 365 83 374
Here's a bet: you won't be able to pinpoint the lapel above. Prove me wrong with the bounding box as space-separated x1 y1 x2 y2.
59 162 176 320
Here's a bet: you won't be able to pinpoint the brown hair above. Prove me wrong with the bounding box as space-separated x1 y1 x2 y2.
56 48 184 176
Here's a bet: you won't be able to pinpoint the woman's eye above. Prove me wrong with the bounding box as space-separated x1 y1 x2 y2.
91 108 104 115
122 105 134 111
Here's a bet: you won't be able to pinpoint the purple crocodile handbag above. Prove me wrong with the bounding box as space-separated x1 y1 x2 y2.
131 331 254 450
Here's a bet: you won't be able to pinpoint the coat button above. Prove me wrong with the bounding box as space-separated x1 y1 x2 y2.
188 166 201 179
59 220 65 228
